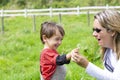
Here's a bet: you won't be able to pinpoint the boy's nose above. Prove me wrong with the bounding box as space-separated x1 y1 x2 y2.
58 40 62 44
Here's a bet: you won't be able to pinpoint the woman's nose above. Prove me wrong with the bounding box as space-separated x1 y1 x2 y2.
92 31 97 37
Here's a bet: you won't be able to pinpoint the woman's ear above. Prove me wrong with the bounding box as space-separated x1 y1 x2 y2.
108 29 116 37
111 31 116 37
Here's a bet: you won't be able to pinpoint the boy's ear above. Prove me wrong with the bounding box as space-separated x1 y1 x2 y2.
42 35 47 42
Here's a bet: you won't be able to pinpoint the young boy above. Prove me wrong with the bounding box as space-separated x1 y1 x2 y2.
40 21 72 80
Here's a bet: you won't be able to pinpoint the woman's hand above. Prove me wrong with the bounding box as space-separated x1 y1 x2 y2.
72 49 89 68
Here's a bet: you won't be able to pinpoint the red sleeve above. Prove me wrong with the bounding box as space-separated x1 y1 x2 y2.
40 49 59 80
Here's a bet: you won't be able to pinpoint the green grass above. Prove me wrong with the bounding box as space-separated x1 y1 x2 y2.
0 15 102 80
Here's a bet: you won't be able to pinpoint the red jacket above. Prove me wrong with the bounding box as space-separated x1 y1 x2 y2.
40 49 59 80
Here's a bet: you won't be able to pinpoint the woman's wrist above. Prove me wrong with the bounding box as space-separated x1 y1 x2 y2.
83 60 89 68
78 58 89 68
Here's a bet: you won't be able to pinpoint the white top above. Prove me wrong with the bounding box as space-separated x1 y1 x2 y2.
40 65 66 80
86 48 120 80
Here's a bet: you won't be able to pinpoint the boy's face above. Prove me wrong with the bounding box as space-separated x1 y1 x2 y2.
44 30 63 50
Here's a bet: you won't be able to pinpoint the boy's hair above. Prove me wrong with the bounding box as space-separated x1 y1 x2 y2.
40 21 65 44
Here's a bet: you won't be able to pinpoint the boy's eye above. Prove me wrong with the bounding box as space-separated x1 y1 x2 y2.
56 38 59 41
55 37 63 41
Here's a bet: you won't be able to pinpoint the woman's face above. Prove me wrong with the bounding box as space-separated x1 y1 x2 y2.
93 19 114 49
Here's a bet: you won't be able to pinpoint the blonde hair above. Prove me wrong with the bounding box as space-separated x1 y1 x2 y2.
94 9 120 60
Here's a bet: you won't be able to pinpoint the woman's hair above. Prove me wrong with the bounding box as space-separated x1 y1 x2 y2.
40 21 65 44
94 9 120 60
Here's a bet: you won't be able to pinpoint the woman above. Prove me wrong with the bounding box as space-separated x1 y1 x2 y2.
72 9 120 80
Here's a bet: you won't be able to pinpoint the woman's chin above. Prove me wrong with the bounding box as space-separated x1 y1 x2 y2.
98 43 103 47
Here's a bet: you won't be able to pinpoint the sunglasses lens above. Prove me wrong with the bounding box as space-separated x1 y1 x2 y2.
93 28 101 33
96 29 101 33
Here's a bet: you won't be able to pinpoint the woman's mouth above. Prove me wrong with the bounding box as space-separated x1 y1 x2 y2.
97 38 102 45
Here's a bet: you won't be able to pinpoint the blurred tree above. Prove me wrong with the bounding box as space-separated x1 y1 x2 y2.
26 0 41 9
115 0 120 5
0 0 120 9
110 0 119 5
89 0 95 6
41 0 47 8
15 0 26 8
0 0 9 7
49 0 53 3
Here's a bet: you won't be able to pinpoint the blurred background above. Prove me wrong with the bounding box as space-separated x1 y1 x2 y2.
0 0 120 80
0 0 120 9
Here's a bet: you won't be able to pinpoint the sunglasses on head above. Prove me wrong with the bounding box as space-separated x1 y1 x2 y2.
93 28 102 33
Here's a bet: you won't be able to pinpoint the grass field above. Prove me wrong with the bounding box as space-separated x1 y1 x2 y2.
0 15 102 80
